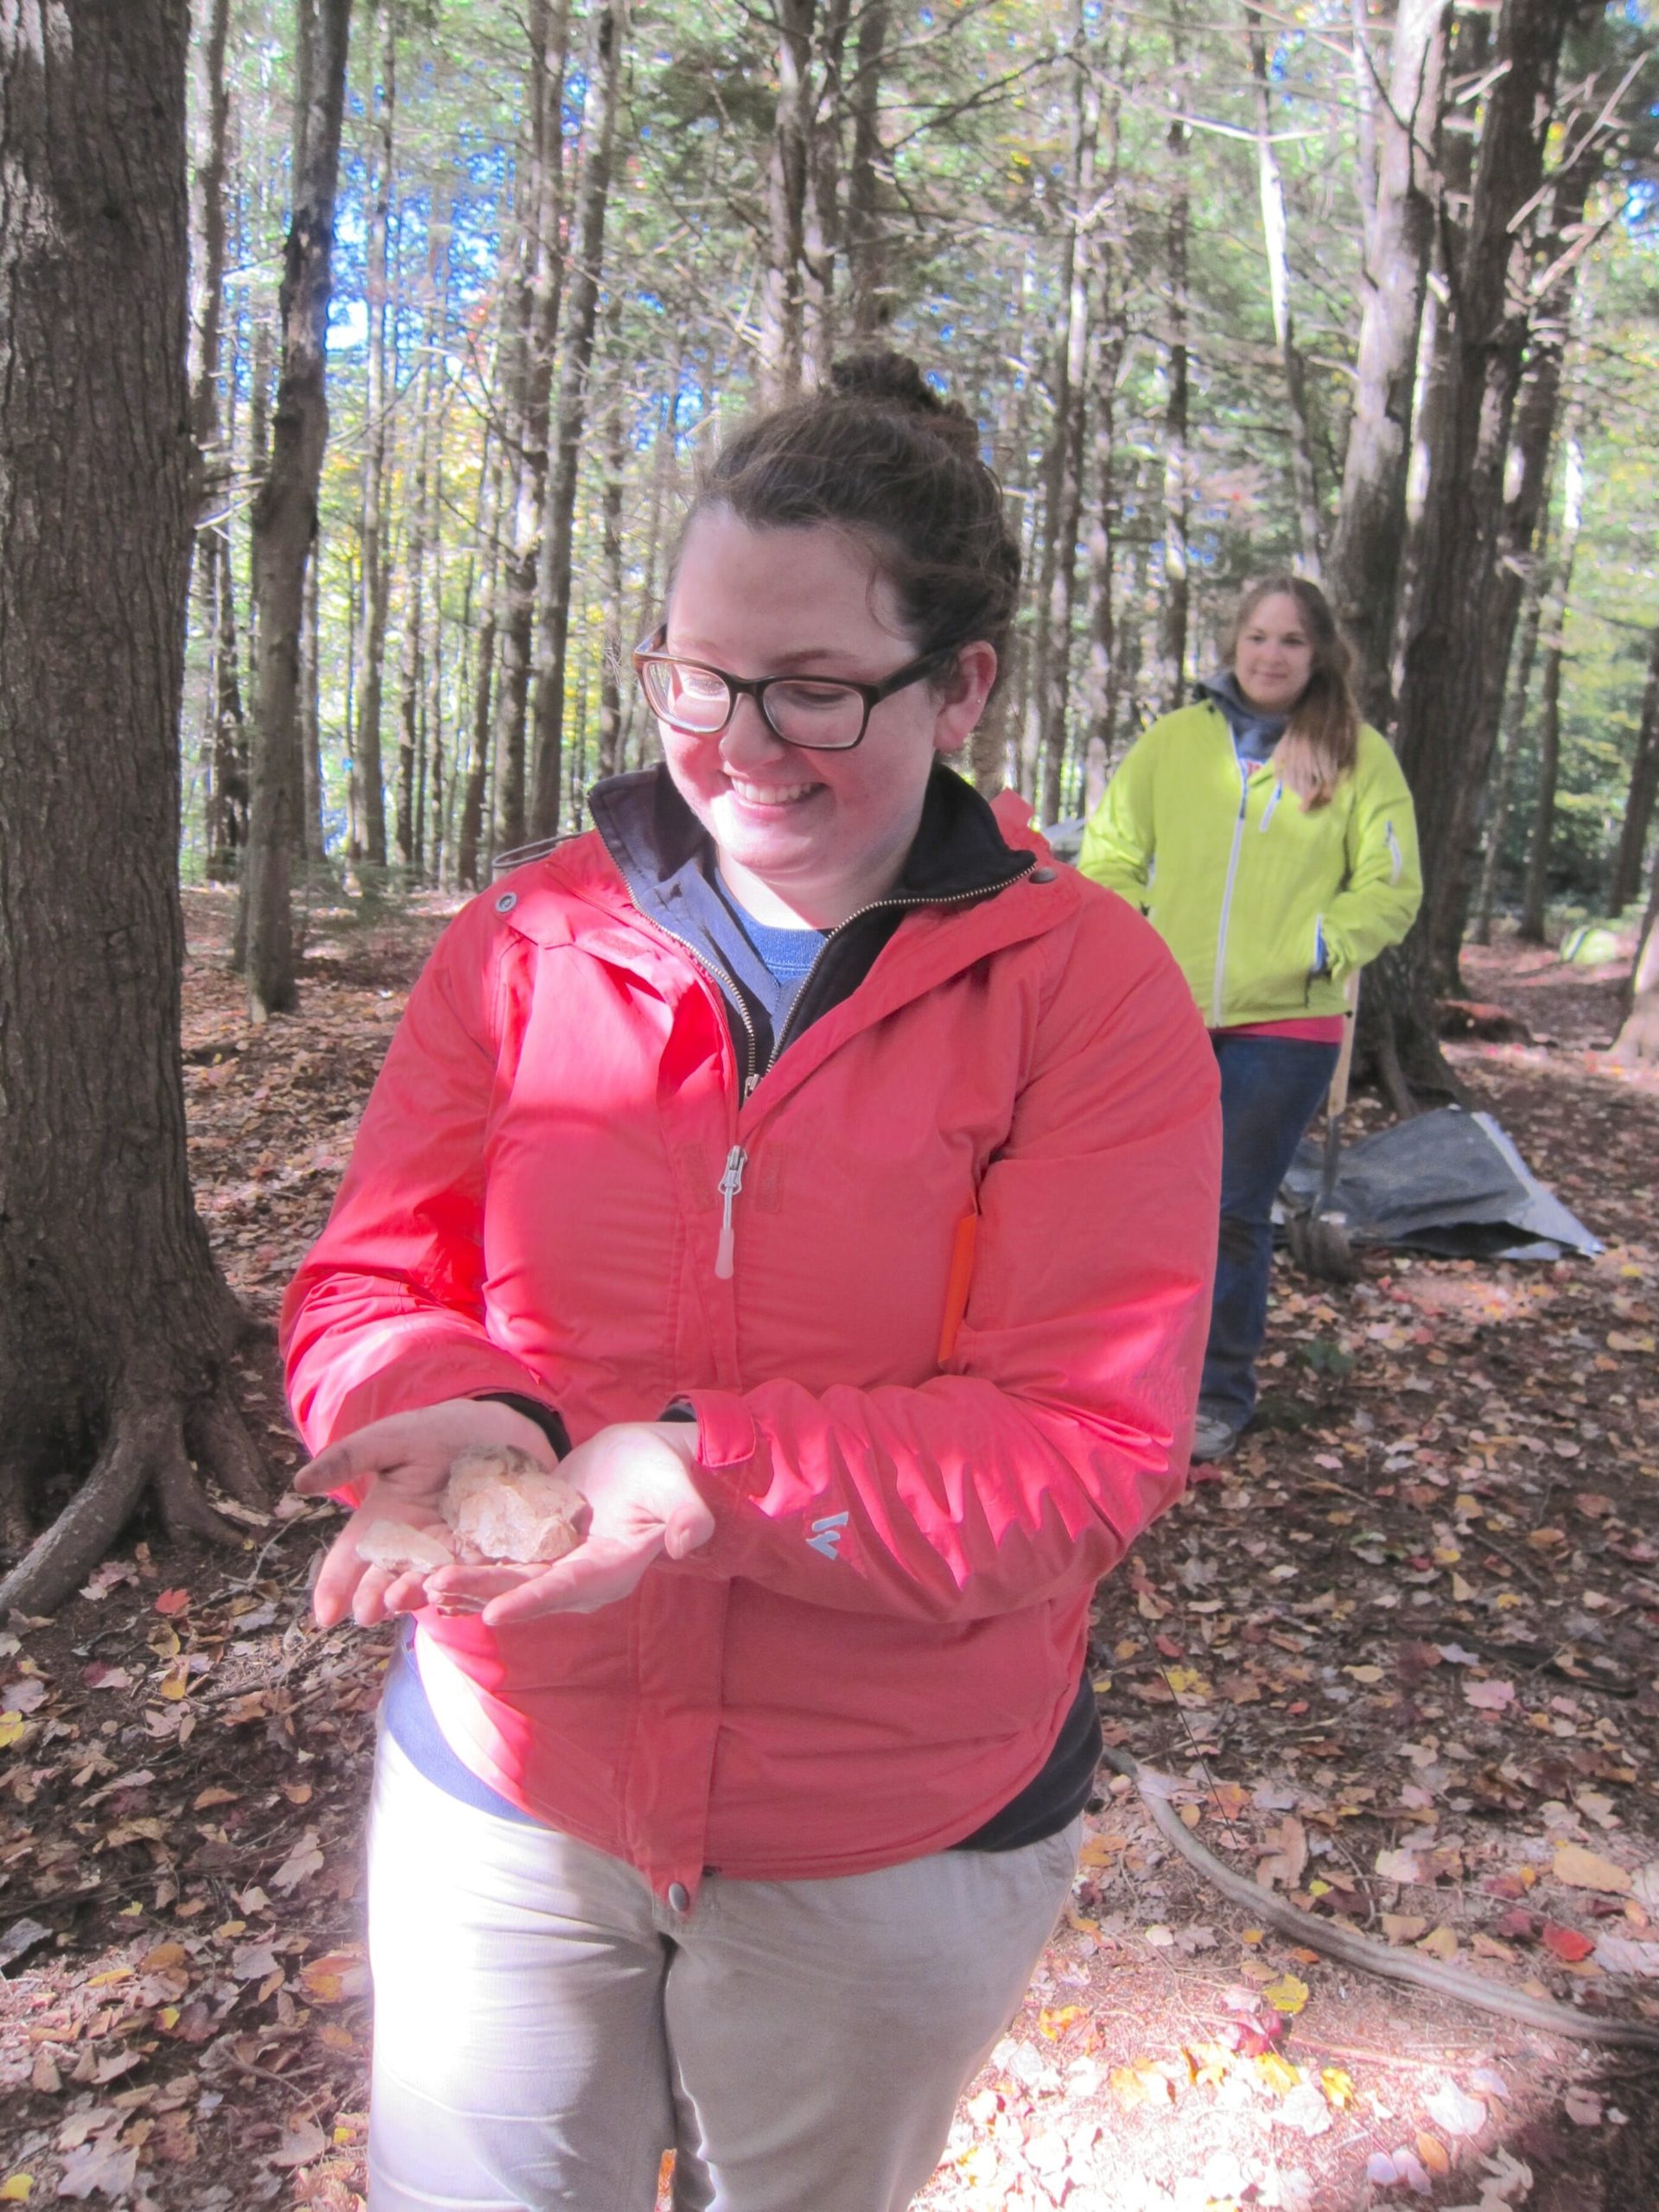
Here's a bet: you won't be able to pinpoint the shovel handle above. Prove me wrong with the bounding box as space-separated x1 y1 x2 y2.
1329 973 1359 1120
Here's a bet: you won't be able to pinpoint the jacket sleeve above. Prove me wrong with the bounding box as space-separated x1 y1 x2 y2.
1076 731 1157 903
1320 733 1423 976
675 898 1221 1624
280 902 553 1454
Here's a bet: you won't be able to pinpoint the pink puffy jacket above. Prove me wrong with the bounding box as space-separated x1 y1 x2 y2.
282 800 1219 1900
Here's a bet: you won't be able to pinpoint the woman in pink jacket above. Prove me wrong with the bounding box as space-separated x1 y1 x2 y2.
284 352 1219 2212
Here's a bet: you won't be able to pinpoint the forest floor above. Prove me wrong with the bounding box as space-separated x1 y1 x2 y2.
3 890 1658 2212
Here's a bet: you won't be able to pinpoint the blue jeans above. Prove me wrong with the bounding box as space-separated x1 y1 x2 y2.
1200 1033 1340 1433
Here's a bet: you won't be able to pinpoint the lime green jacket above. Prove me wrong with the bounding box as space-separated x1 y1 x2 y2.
1077 702 1422 1027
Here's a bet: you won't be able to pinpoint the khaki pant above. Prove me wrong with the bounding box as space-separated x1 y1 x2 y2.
366 1730 1080 2210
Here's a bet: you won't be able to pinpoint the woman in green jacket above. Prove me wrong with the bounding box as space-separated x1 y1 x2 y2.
1079 575 1421 1460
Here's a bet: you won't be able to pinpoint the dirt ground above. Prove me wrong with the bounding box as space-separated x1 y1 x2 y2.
3 892 1657 2212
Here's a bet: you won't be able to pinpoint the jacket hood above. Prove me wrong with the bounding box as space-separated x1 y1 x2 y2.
1193 669 1287 761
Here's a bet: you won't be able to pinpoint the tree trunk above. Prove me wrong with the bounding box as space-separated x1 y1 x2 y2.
0 0 269 1613
1471 497 1550 943
846 0 890 339
241 0 353 1019
493 0 572 856
1245 2 1321 578
302 544 325 862
803 0 850 380
1518 424 1583 942
200 531 251 879
1033 14 1095 828
528 0 624 842
350 1 397 868
1610 859 1659 1063
395 198 446 873
596 378 627 781
1608 622 1659 917
1156 0 1192 715
759 0 814 402
456 429 505 889
1392 0 1574 994
1081 48 1126 760
1325 0 1449 726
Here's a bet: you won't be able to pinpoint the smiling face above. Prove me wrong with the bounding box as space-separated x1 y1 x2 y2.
1232 591 1316 715
658 511 995 929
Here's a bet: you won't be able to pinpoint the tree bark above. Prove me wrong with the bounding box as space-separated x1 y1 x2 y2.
846 0 891 339
350 0 397 867
1156 0 1192 715
1081 45 1127 761
0 0 268 1614
1391 0 1574 998
1245 2 1322 578
241 0 353 1019
596 377 627 781
1518 423 1583 941
493 0 572 856
1608 621 1659 917
759 0 814 402
528 0 624 842
1610 857 1659 1063
1471 495 1550 943
456 429 505 889
1325 0 1449 726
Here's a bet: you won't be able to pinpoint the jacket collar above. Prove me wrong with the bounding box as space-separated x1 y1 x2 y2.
586 760 1033 922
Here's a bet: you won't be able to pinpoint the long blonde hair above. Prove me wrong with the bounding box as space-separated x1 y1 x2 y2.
1225 575 1359 810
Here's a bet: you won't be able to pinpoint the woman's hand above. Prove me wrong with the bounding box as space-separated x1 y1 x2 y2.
295 1398 558 1629
423 1421 715 1628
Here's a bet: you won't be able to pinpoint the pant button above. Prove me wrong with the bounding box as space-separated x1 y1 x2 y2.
667 1882 690 1913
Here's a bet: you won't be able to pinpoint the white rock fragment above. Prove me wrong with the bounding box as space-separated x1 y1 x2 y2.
355 1519 456 1573
442 1446 587 1564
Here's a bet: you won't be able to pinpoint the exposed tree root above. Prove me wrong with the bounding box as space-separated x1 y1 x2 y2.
1103 1745 1659 2053
188 1394 270 1510
0 1375 269 1619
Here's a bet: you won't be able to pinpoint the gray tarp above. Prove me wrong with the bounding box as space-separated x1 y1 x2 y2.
1279 1104 1601 1262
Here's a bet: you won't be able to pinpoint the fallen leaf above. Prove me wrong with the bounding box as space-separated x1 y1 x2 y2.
1417 2132 1451 2176
1553 1843 1632 1896
270 1830 324 1894
1262 1974 1309 2015
153 1589 191 1616
1564 2088 1602 2126
269 2115 328 2169
1465 1678 1516 1712
1417 1925 1460 1961
1383 1912 1430 1943
0 2178 32 2202
1427 2082 1488 2139
1541 1923 1595 1963
54 2137 137 2201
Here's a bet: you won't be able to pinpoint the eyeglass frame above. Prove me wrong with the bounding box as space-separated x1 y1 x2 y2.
631 624 962 753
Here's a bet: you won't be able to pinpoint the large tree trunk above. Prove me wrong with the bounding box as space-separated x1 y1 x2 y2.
759 0 814 402
493 0 571 856
845 0 890 339
241 0 353 1019
1245 2 1321 578
1382 0 1573 1084
1325 0 1449 725
1608 621 1659 918
456 428 505 890
0 0 268 1614
528 0 624 842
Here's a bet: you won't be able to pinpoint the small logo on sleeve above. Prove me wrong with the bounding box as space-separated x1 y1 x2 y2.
806 1512 849 1561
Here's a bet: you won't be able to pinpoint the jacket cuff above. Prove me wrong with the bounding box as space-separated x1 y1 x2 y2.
665 1390 770 1580
472 1393 572 1459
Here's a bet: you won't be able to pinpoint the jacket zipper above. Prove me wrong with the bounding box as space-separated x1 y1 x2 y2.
1258 780 1284 833
1211 759 1250 1025
628 858 1034 1280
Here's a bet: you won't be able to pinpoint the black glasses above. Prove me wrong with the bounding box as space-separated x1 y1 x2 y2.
632 626 957 753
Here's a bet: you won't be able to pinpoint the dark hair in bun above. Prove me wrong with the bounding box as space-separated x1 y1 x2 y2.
674 350 1020 696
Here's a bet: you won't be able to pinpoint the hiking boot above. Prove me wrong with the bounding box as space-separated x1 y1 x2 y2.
1190 1412 1239 1464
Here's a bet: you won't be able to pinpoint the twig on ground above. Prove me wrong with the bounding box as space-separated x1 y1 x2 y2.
1103 1745 1659 2052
